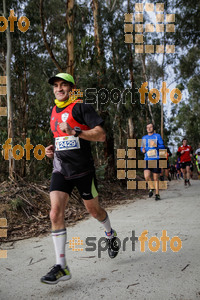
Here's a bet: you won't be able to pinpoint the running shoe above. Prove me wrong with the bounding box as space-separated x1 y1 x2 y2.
168 175 171 181
106 229 119 259
149 189 154 198
40 264 71 284
188 180 191 186
160 176 164 181
184 179 187 186
155 194 161 201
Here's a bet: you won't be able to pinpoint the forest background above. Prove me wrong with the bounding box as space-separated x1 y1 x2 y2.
0 0 199 187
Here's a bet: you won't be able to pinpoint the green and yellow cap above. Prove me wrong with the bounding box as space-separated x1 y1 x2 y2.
48 73 75 85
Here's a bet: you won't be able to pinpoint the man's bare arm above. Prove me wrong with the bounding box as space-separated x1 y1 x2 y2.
58 123 106 142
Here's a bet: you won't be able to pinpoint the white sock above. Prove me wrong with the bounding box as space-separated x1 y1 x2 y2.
52 228 67 268
100 213 114 239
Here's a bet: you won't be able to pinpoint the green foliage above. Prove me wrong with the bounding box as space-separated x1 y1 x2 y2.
96 164 106 180
0 0 199 182
10 197 24 211
174 0 200 47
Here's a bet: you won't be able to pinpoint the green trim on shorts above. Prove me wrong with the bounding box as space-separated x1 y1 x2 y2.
91 178 98 198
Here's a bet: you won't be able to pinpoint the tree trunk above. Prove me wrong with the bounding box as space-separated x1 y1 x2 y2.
92 0 101 58
92 0 106 86
92 0 115 180
140 54 155 125
127 0 134 89
128 117 134 139
40 0 63 72
20 38 29 177
66 0 74 76
101 112 115 180
161 32 167 139
92 0 101 85
3 0 15 178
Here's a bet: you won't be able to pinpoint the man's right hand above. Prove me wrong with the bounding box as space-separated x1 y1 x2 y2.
142 147 146 153
181 150 185 154
45 144 54 159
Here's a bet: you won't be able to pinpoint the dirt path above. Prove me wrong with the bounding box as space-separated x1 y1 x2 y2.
0 179 200 300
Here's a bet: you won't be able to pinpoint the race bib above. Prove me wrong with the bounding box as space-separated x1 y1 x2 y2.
55 136 80 151
147 149 157 158
159 149 167 158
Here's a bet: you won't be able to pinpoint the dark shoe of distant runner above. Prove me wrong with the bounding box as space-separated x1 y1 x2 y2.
168 175 171 181
160 176 164 181
149 189 154 198
155 194 161 201
106 230 119 259
41 264 71 284
184 179 187 186
187 180 191 186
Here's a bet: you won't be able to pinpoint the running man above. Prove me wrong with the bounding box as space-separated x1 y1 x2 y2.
175 157 182 180
194 146 200 177
190 161 194 179
169 164 176 180
41 73 119 285
177 138 193 186
141 123 165 201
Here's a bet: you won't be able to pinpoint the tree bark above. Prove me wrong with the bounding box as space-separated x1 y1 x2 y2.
92 0 101 85
3 0 15 178
140 54 155 125
20 37 29 177
66 0 74 76
92 0 101 58
40 0 63 72
92 0 106 86
92 0 115 180
101 112 115 180
128 117 134 139
161 27 167 140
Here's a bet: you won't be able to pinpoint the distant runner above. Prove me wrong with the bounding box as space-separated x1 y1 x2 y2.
190 161 194 179
177 138 193 186
141 123 165 201
175 157 182 180
194 147 200 177
169 164 176 180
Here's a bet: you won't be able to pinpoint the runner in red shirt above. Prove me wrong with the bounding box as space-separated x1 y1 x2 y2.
177 138 193 186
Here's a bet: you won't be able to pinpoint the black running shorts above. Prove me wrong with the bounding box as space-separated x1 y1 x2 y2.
144 160 161 174
180 161 191 169
50 172 98 200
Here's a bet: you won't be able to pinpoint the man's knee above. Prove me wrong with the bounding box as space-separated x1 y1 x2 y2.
50 207 64 224
144 173 151 181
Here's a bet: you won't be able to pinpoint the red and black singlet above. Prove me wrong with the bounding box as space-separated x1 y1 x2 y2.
50 102 90 138
50 102 104 179
177 145 193 163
